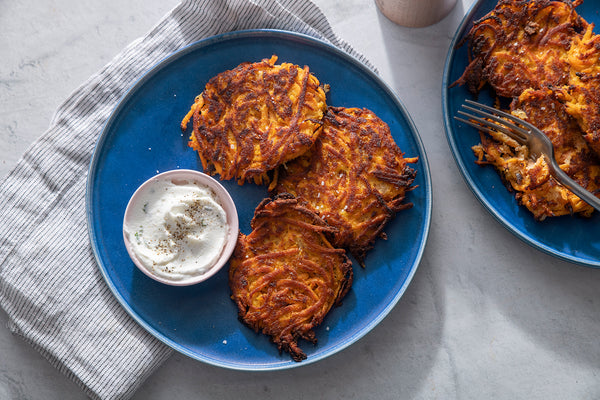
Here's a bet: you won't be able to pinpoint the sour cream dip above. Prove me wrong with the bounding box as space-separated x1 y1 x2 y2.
123 170 238 286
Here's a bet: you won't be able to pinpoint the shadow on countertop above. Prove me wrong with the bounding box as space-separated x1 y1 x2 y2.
376 0 600 391
132 254 446 400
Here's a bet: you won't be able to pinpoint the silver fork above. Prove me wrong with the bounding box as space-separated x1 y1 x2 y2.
455 99 600 212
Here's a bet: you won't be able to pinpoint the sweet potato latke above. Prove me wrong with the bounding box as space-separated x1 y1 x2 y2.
229 194 353 361
273 107 417 263
181 55 327 185
455 0 600 219
456 0 587 97
558 24 600 156
473 88 600 219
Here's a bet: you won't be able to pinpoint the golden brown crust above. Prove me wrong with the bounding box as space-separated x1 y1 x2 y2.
455 0 587 97
229 194 353 362
182 55 327 185
272 107 417 264
557 24 600 156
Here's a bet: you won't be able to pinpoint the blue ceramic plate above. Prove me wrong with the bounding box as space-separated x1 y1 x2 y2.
443 0 600 268
87 30 432 370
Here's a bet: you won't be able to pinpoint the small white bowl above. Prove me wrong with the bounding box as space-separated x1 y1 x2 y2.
123 169 238 286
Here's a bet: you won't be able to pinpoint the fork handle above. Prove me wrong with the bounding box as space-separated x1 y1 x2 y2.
547 158 600 213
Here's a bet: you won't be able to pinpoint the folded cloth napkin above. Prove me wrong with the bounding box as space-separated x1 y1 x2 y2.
0 1 373 399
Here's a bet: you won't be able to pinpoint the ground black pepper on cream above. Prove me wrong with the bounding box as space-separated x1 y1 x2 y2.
124 179 228 283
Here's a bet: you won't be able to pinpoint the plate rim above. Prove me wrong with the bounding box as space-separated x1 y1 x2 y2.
86 28 433 370
441 0 600 268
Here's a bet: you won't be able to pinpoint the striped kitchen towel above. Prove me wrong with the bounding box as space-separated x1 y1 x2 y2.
0 1 373 399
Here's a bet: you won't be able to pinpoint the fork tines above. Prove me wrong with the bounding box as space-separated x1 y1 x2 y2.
454 100 528 144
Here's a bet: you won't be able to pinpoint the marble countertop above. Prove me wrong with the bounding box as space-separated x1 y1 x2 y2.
1 0 599 399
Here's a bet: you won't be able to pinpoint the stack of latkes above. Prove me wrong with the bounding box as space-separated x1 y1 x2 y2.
181 55 418 361
454 0 600 220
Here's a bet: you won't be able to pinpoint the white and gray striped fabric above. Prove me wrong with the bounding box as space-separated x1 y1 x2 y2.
0 1 372 399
